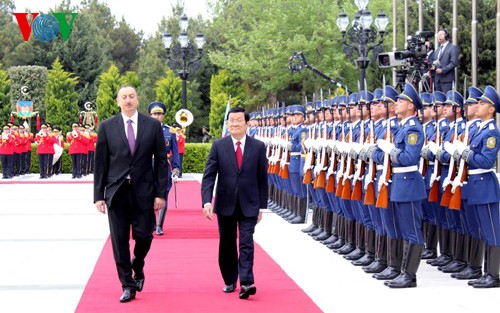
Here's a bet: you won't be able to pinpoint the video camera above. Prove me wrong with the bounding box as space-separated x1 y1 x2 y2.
377 30 435 69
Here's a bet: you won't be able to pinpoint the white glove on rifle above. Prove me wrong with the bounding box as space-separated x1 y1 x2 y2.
454 140 467 155
376 139 395 155
443 141 455 155
427 141 439 155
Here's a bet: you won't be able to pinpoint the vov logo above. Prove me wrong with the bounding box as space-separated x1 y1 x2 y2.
14 13 78 42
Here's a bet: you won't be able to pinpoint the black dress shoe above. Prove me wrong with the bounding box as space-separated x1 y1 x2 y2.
156 226 164 236
134 272 145 292
471 274 500 288
386 272 417 288
223 283 236 293
451 266 482 280
239 284 257 299
301 224 318 233
421 248 437 259
119 289 136 303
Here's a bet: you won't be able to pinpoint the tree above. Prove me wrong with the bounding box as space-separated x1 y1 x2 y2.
120 71 141 89
96 64 121 121
0 66 10 123
7 65 48 121
45 58 79 133
136 34 167 113
110 18 142 72
155 69 183 125
209 69 245 139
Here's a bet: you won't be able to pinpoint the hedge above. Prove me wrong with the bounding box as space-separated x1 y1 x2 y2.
0 142 212 174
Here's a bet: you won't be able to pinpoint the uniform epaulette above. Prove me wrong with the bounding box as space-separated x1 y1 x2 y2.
170 128 176 134
409 119 415 126
489 123 495 130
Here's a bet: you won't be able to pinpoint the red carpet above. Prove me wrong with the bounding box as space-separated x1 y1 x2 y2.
76 180 322 313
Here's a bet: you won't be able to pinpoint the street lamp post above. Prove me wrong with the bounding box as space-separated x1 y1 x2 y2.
337 0 389 90
162 14 206 110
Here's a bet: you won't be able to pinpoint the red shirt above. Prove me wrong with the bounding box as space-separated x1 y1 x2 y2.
177 133 185 154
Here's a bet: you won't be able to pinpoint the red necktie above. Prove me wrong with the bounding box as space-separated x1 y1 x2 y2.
236 141 242 169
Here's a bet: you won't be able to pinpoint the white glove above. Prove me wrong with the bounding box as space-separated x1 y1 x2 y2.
427 141 439 155
454 140 467 155
351 142 363 154
376 139 395 154
171 174 178 182
443 141 455 155
72 130 78 137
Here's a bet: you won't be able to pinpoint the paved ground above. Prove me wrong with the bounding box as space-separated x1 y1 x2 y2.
0 173 499 313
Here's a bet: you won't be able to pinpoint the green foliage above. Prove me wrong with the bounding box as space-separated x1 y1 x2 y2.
121 71 141 89
209 69 245 139
0 66 10 123
96 64 121 121
183 143 211 173
155 69 183 124
7 65 48 123
45 58 79 133
110 18 142 73
136 34 168 113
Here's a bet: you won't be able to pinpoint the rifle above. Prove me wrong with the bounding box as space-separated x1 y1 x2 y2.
314 91 328 188
375 76 392 209
303 100 315 184
449 78 469 210
335 102 346 197
363 102 376 205
279 102 290 179
428 89 441 202
341 94 355 200
352 86 366 200
326 102 338 193
440 85 458 207
419 118 428 177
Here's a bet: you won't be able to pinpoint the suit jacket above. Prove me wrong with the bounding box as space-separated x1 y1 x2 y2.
432 42 459 84
201 135 268 217
93 112 169 210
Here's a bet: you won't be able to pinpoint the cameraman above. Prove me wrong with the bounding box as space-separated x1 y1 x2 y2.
430 29 459 93
423 40 435 88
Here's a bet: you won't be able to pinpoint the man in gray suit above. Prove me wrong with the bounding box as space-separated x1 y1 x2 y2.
431 29 459 93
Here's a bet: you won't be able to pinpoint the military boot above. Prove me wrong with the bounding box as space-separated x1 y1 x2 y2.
314 211 333 240
373 238 402 280
428 228 453 266
335 219 356 255
386 242 424 288
344 223 365 260
421 222 438 259
302 205 319 233
472 245 500 288
453 237 484 280
309 208 324 237
328 215 345 250
363 234 387 273
290 197 306 224
440 233 469 273
352 229 376 266
322 212 339 244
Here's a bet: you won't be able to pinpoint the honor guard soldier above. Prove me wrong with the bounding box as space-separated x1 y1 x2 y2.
451 86 485 280
371 83 427 288
148 102 180 236
455 86 500 288
428 90 465 271
35 122 57 179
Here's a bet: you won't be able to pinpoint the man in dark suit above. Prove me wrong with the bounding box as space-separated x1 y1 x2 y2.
94 85 168 303
201 106 268 299
431 29 459 93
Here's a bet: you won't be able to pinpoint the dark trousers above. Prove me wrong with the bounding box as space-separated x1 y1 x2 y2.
178 153 184 177
13 153 20 175
38 154 49 177
216 199 258 286
108 181 155 290
81 153 88 175
71 154 81 178
88 151 95 173
53 157 62 174
47 154 54 176
1 154 12 177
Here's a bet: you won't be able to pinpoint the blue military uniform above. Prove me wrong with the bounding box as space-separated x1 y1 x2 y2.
148 102 180 235
459 85 500 288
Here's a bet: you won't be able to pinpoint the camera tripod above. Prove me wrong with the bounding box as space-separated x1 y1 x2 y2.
394 63 431 93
